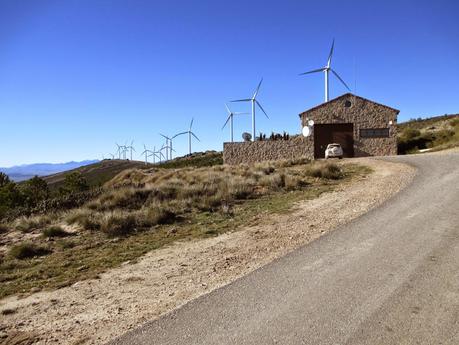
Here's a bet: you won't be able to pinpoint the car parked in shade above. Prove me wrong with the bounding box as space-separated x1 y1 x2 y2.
325 143 343 159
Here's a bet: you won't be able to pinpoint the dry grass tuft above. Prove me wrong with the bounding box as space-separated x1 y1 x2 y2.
42 226 71 238
9 242 51 260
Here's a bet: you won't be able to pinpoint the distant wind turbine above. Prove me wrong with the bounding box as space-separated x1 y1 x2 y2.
222 103 249 142
141 144 154 165
159 134 173 160
173 118 200 155
231 78 269 142
299 39 350 102
126 140 135 160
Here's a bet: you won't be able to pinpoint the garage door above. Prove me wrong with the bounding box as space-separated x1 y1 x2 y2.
314 123 354 159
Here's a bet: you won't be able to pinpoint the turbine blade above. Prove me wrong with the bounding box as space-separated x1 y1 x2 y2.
253 78 263 99
327 38 335 67
172 131 187 139
225 103 231 115
191 132 200 141
190 118 194 130
222 115 231 129
256 100 269 119
331 69 351 91
231 98 251 102
234 112 250 115
299 68 325 75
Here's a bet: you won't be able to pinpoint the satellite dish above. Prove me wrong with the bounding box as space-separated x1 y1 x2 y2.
302 126 311 137
242 132 252 142
308 119 315 127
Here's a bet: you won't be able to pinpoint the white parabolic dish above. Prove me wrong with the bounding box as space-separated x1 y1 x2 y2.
302 126 311 137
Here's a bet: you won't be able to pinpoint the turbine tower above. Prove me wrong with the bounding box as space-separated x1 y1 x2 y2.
299 39 350 102
231 78 269 142
222 103 249 142
126 141 135 160
160 134 173 160
141 144 154 165
173 118 200 155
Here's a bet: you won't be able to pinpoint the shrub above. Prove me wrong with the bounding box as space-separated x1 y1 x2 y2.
14 215 52 232
0 224 8 234
402 128 421 140
100 212 136 237
66 210 100 231
42 226 71 238
140 207 176 226
9 242 51 259
21 176 49 207
307 164 342 180
60 172 89 195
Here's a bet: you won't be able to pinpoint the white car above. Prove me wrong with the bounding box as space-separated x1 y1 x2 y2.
325 143 343 159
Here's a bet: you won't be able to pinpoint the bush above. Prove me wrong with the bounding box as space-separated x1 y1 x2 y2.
21 176 49 207
42 226 71 238
60 172 89 195
0 224 8 234
9 243 51 259
100 212 136 237
140 207 176 226
307 164 342 179
402 128 421 140
66 210 101 231
14 215 52 232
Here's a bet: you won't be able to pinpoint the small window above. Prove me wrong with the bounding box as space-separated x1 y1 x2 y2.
344 100 352 108
360 128 390 138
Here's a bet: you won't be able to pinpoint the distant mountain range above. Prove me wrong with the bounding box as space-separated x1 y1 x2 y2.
0 160 99 182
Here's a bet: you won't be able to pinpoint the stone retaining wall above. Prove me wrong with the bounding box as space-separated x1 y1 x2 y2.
223 136 313 165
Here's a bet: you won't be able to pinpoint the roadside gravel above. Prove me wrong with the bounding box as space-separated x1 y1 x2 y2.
0 158 415 345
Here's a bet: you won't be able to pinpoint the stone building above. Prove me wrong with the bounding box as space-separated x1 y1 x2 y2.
300 93 399 158
223 93 399 164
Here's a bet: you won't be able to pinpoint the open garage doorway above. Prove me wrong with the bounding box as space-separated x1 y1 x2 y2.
314 123 354 159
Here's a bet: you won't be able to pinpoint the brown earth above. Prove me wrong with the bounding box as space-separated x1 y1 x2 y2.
0 158 415 345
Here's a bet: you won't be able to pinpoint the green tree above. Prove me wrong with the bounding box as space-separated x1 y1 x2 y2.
0 173 22 218
60 172 89 195
21 176 50 207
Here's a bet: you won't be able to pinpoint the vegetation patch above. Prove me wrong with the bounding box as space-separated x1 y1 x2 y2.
398 114 459 154
42 226 71 238
9 243 51 260
0 160 370 298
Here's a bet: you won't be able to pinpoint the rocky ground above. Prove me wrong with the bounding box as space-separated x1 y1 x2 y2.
0 158 415 345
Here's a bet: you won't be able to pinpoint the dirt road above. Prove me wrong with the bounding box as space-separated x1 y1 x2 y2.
110 152 458 345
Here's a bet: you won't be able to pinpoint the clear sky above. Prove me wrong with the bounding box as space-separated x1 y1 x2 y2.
1 0 458 166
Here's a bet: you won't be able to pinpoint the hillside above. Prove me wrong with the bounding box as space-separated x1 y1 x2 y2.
0 160 98 182
41 151 223 191
398 114 459 154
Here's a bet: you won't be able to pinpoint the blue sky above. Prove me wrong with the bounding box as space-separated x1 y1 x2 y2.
0 0 458 166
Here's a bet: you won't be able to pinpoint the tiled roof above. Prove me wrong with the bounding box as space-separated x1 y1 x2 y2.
298 93 400 117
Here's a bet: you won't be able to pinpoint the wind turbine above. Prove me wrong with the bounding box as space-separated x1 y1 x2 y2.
141 144 154 165
116 143 123 159
126 140 135 160
222 103 249 142
159 134 172 160
173 118 200 155
108 153 115 160
231 78 269 142
299 39 350 102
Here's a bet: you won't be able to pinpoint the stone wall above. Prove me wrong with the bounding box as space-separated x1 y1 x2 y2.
223 136 313 165
300 93 399 157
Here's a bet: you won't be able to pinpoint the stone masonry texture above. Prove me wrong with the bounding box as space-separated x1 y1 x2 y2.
223 93 399 164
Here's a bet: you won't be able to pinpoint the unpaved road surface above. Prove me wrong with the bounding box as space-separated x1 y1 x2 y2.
0 159 413 344
110 152 459 345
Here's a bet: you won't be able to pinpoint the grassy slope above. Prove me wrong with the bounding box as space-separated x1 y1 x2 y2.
0 162 370 298
41 151 223 191
397 114 459 154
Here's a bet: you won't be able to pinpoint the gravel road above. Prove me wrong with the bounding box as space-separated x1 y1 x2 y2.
110 152 459 345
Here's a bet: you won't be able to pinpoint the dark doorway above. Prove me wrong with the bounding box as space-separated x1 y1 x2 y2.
314 123 354 158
